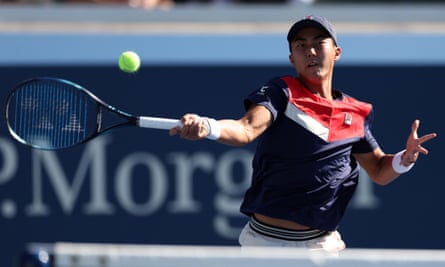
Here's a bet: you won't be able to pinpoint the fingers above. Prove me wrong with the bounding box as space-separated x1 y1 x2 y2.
406 119 437 158
169 127 178 136
170 114 207 140
416 133 437 155
411 119 437 147
418 132 438 144
410 119 419 138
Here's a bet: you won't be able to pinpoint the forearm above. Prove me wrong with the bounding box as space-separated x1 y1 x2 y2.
367 151 415 185
355 149 415 186
368 155 401 185
204 105 272 146
216 119 260 146
172 105 272 145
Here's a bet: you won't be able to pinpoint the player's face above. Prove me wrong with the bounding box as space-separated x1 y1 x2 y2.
288 27 341 82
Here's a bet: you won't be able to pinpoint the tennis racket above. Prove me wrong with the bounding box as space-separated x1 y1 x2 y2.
5 77 181 150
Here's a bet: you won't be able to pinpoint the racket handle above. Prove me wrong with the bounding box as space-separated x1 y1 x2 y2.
138 116 181 130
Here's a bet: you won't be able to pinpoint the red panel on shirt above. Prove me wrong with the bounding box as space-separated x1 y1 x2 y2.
282 76 372 142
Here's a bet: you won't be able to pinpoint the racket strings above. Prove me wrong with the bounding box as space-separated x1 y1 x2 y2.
8 80 92 149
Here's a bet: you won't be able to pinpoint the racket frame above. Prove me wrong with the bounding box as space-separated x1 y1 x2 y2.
4 77 177 150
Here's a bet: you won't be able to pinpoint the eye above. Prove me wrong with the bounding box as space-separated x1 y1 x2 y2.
319 38 330 46
295 42 305 49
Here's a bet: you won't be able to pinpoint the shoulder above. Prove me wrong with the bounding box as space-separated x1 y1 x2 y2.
265 76 291 89
243 76 291 118
252 76 291 98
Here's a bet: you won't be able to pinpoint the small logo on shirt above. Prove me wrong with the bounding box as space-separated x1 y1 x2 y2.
258 86 268 95
344 113 352 125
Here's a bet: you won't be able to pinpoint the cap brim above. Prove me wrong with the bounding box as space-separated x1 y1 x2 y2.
287 20 334 43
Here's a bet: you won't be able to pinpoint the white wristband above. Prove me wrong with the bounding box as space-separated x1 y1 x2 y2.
202 117 221 140
392 150 414 174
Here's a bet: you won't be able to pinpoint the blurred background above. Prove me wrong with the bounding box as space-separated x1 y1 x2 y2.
0 1 444 267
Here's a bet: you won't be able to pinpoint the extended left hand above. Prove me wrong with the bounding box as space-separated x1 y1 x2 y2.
402 120 437 165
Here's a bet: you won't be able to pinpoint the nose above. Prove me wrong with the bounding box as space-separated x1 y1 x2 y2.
307 47 317 57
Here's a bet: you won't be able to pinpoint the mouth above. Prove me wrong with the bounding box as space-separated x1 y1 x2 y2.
308 61 318 68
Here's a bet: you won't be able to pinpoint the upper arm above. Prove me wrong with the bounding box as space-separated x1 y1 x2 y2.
353 148 385 175
225 77 285 145
241 104 273 139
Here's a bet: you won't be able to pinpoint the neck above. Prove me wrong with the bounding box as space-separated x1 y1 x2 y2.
298 78 333 101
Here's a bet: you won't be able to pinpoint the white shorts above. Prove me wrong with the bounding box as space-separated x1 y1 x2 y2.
238 222 346 254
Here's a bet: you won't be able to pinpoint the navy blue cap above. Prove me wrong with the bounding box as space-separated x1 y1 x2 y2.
287 15 337 45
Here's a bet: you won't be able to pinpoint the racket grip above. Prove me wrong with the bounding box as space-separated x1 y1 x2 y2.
138 116 181 130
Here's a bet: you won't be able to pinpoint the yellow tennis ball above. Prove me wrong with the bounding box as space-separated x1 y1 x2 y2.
118 51 141 73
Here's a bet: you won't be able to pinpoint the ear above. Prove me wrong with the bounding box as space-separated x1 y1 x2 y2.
334 46 342 61
289 54 295 66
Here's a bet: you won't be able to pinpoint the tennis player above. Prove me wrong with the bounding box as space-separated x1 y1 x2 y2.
170 15 437 253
